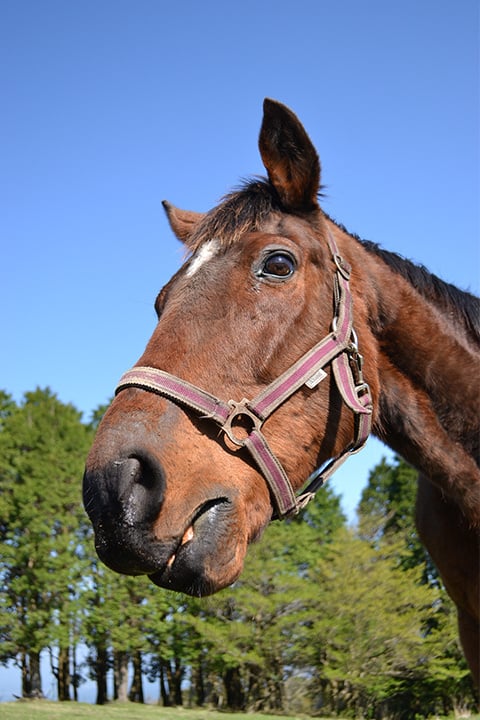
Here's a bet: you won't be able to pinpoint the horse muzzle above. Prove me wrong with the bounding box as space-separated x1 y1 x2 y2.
82 451 167 574
82 447 246 596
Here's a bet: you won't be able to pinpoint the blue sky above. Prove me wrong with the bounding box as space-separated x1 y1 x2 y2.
1 3 479 536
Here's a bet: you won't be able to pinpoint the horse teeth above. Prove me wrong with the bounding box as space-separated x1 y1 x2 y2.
181 526 194 545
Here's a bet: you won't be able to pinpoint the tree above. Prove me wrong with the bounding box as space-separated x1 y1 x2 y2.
355 455 476 714
357 455 436 578
184 485 346 712
145 589 200 707
0 388 93 699
300 529 449 716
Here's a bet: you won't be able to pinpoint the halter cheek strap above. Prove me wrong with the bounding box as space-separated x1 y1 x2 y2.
115 231 373 519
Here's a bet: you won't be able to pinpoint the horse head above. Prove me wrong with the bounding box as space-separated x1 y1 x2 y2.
82 99 378 596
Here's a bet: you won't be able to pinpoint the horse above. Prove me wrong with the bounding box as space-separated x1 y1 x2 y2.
83 99 480 683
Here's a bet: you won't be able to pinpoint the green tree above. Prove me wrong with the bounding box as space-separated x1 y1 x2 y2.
358 455 437 579
300 528 452 716
0 388 93 699
355 455 476 715
184 485 346 712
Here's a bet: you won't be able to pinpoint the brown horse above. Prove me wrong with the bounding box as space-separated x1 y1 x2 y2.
83 99 480 682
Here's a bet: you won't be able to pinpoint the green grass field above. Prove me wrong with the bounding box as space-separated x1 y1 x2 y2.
1 701 478 720
0 701 312 720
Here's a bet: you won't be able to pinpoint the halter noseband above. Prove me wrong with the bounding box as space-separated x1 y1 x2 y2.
115 231 373 519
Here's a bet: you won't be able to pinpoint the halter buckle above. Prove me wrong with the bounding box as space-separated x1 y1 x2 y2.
354 382 372 407
333 253 351 280
222 399 263 447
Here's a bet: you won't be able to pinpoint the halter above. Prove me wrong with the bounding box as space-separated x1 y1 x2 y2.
115 231 373 519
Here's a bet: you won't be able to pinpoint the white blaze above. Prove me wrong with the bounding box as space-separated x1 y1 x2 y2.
185 239 220 277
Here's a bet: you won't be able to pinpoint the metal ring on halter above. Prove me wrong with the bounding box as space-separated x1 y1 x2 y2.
333 254 351 280
222 399 263 447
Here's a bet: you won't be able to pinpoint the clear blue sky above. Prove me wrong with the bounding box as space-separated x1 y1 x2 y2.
0 0 478 702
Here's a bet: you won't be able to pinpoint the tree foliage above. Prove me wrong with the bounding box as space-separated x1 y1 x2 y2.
0 390 477 716
358 455 436 577
0 389 94 698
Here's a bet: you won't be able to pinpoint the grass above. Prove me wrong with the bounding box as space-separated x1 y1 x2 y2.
1 700 479 720
0 700 314 720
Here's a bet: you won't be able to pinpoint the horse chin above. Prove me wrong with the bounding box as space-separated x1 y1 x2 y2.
92 523 170 577
148 553 241 597
149 496 250 597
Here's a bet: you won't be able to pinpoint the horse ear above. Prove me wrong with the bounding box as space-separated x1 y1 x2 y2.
162 201 205 245
259 99 320 212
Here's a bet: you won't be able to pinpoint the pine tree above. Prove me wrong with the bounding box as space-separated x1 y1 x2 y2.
355 455 476 714
0 388 93 699
183 485 346 712
358 455 437 578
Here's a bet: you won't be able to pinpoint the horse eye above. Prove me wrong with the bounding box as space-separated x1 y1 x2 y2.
260 252 296 279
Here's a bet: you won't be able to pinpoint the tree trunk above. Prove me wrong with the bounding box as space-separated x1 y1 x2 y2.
224 666 244 710
72 645 79 702
193 659 205 706
57 646 71 701
165 658 183 706
128 650 144 703
113 650 129 702
246 664 261 711
22 651 43 699
159 661 171 706
21 653 30 697
267 658 283 711
95 645 108 705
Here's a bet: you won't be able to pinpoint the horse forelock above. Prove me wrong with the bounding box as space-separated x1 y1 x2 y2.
187 179 284 252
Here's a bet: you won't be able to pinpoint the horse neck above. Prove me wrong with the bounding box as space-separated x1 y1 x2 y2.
332 223 480 524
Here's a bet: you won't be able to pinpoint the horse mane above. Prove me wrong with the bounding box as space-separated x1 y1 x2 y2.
357 234 479 344
190 180 480 344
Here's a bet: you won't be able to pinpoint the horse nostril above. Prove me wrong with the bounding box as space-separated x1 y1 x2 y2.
126 454 158 491
115 457 141 492
83 451 166 529
116 453 165 525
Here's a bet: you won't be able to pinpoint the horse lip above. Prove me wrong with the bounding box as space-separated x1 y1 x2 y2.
158 496 232 566
93 518 171 576
191 496 232 526
93 496 232 581
149 496 233 595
